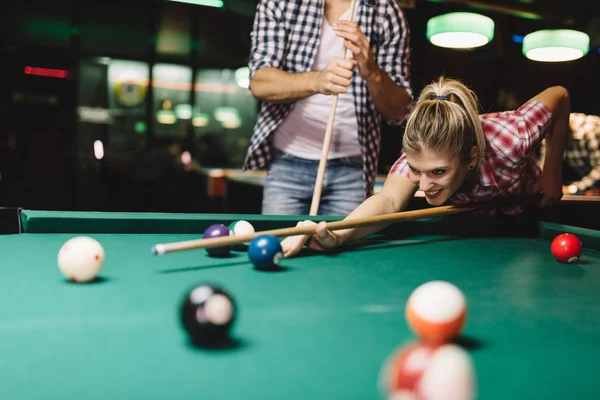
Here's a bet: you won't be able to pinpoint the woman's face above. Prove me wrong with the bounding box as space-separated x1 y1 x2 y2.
406 147 472 206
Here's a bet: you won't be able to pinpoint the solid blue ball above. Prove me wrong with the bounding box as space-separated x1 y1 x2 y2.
248 234 283 270
202 224 232 257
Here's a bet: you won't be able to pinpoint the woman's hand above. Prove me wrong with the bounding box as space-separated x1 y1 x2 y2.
281 221 340 258
534 165 563 207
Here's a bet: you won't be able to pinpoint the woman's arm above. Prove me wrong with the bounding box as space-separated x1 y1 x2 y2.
527 86 571 206
335 174 417 245
281 174 417 257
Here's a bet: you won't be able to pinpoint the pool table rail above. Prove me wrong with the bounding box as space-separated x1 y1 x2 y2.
2 209 595 253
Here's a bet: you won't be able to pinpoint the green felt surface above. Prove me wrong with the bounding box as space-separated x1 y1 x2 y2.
1 211 599 399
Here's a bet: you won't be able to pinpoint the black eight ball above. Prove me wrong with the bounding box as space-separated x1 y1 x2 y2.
180 283 236 345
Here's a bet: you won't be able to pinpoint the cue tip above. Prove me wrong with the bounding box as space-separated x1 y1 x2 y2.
152 245 166 256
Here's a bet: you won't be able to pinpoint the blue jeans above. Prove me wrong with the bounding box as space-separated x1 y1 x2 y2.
262 150 365 216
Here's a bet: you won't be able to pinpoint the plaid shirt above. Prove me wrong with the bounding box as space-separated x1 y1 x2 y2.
540 113 600 192
389 100 553 215
243 0 412 198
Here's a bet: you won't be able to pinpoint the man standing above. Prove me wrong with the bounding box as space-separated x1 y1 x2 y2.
244 0 412 215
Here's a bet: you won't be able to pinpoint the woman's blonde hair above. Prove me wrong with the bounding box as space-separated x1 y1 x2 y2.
402 77 486 166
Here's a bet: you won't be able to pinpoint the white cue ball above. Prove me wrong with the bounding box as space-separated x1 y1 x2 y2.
57 236 105 283
229 220 255 245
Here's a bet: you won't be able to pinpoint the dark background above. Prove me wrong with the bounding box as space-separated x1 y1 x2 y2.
0 0 598 213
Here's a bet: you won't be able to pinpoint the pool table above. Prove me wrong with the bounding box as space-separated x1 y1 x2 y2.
1 209 599 399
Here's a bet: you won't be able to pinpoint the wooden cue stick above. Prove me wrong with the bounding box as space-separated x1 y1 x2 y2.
152 193 543 255
309 0 359 216
153 204 473 255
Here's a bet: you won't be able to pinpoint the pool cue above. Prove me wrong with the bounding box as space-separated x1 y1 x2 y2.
152 193 542 255
153 205 472 255
309 0 359 216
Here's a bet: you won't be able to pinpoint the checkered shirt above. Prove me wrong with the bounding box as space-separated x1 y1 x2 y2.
389 100 553 215
541 113 600 192
243 0 412 198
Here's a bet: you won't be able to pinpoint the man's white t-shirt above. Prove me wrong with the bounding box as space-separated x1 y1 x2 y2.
272 6 361 160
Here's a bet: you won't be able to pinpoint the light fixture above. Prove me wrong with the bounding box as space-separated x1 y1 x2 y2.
426 12 494 49
93 140 104 160
214 107 241 129
235 67 250 89
156 110 177 124
175 104 193 120
523 29 590 62
192 113 210 127
167 0 223 8
134 121 147 134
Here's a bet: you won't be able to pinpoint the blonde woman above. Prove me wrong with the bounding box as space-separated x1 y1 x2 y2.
281 76 571 257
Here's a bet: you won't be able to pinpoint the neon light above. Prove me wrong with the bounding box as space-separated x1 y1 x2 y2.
24 66 68 78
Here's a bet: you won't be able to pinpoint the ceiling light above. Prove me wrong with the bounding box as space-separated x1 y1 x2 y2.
523 29 590 62
426 12 495 49
167 0 223 8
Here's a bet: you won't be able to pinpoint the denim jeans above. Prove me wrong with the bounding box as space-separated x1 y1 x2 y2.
262 150 365 216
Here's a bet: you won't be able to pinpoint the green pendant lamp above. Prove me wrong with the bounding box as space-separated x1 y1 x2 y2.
523 29 590 62
167 0 223 8
427 12 495 49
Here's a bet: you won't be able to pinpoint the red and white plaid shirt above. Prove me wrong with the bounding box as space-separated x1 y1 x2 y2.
389 100 553 215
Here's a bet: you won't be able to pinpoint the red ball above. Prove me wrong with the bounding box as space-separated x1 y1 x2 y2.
379 342 477 400
550 233 582 263
379 341 438 396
